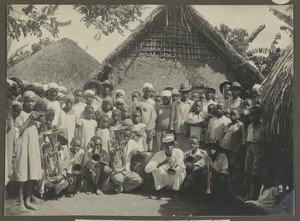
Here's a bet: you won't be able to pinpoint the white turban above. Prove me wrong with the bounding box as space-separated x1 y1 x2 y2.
84 89 95 97
47 83 59 90
161 90 172 97
143 83 153 90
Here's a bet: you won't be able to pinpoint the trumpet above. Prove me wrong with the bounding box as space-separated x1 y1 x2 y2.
167 157 177 175
206 155 212 194
72 163 84 175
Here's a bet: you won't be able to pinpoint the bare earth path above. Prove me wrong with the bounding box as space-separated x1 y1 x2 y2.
6 190 249 217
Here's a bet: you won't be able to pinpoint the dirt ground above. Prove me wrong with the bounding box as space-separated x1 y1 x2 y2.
5 189 255 217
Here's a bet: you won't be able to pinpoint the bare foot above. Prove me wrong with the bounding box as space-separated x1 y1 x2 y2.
31 195 43 204
19 204 28 213
25 202 37 210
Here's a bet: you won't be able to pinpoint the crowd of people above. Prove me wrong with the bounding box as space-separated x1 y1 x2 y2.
5 77 283 214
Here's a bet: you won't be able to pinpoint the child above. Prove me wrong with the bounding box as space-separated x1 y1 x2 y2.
129 91 141 114
98 97 114 118
61 136 86 197
84 136 111 194
120 106 130 121
244 106 265 200
62 95 76 146
15 91 44 212
190 91 199 101
243 98 254 110
220 108 246 172
71 89 86 123
205 102 231 144
55 92 65 108
110 129 143 193
155 90 172 152
224 91 232 100
58 86 67 97
182 137 207 191
212 94 220 103
198 92 206 106
154 95 163 106
110 109 122 127
115 98 125 111
96 114 111 153
44 83 61 127
115 89 125 99
132 110 147 151
84 89 97 111
186 99 205 147
76 105 97 148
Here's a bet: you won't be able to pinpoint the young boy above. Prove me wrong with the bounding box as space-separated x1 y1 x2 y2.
220 108 246 172
110 129 143 193
72 89 86 123
190 91 199 101
76 105 97 148
83 136 111 194
62 95 76 145
115 98 125 111
181 137 207 191
132 110 147 151
205 102 231 144
154 95 163 106
243 98 254 110
155 90 172 152
186 99 205 147
60 136 86 197
44 83 61 127
96 114 111 153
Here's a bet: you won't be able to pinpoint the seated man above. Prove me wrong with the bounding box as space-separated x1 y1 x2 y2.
53 136 86 197
83 136 111 194
144 134 186 198
197 142 236 203
110 129 144 193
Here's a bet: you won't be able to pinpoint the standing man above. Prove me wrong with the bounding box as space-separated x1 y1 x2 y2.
145 134 186 198
170 82 193 152
225 82 243 111
138 83 157 151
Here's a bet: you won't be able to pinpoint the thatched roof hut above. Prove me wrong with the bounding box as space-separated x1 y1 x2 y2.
92 5 264 97
7 38 100 91
261 42 293 154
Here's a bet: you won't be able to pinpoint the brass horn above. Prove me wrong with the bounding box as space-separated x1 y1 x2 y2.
91 153 102 164
72 163 84 175
167 157 176 175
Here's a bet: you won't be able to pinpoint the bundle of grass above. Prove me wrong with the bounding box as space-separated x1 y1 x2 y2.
260 42 293 154
7 38 100 91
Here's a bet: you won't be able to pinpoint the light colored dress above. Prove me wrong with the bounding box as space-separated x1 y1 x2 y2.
15 111 42 182
44 98 62 126
78 118 97 148
63 110 76 146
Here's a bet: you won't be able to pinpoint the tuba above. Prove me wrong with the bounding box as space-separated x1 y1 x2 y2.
41 142 61 183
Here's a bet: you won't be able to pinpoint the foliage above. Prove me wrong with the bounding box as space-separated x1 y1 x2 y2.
7 5 72 41
216 24 249 56
7 37 54 68
73 5 145 40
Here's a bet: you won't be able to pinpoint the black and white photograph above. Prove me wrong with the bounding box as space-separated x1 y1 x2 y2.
5 3 294 218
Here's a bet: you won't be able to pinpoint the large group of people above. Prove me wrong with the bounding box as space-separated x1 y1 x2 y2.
5 77 284 214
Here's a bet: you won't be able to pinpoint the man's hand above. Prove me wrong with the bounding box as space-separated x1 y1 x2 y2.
157 158 169 168
30 111 41 120
53 174 64 184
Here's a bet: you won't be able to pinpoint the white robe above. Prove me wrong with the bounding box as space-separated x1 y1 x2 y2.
145 148 186 190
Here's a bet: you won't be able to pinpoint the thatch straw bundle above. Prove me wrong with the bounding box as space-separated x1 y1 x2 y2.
7 38 100 91
260 42 293 154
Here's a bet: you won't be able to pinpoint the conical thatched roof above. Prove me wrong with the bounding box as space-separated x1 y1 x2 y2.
93 5 264 90
261 42 293 154
7 38 100 91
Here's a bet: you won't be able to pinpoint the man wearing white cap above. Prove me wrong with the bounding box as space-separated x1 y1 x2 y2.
154 90 172 152
44 82 62 127
137 83 157 151
225 82 244 111
145 134 186 197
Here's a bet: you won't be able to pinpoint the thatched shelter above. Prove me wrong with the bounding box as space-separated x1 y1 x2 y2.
92 5 264 98
7 38 100 91
261 42 293 153
260 42 293 187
